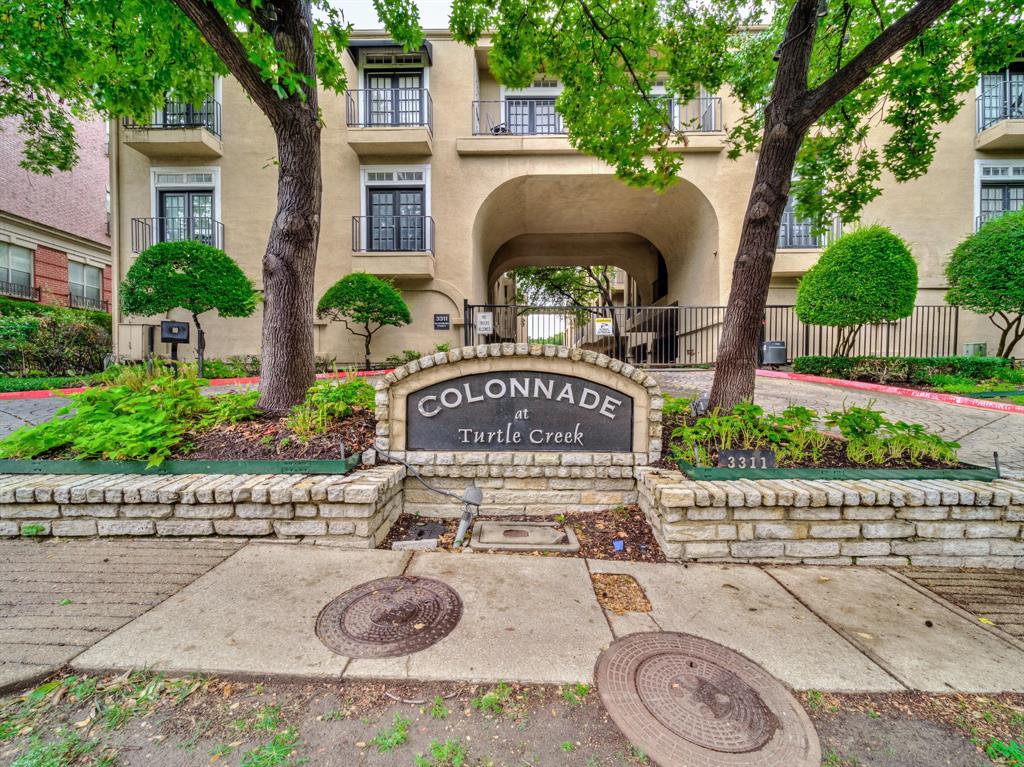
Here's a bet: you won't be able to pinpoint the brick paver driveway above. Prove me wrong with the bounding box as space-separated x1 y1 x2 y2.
0 539 242 692
653 370 1024 471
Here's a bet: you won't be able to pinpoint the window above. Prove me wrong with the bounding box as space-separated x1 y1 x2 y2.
358 165 431 252
977 163 1024 228
69 261 103 310
979 62 1024 131
361 50 427 127
147 168 221 252
0 243 34 299
777 198 821 249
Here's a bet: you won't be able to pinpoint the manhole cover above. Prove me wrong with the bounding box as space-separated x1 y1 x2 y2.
316 576 462 658
596 632 819 766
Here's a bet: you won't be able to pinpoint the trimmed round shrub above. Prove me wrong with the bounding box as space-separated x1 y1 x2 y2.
317 273 410 368
795 226 918 356
945 210 1024 357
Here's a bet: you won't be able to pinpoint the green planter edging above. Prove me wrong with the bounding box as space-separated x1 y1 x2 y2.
0 454 363 476
675 460 999 482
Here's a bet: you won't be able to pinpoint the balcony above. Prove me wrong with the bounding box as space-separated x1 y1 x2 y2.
976 82 1024 150
69 294 110 312
123 98 223 159
774 216 841 276
351 215 435 278
345 89 432 156
976 210 1018 230
0 280 39 301
131 217 225 254
459 96 724 155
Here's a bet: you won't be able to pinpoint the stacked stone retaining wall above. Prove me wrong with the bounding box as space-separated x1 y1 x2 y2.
638 467 1024 568
0 465 405 547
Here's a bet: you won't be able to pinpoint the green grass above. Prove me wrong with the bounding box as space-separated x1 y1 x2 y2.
240 729 304 767
0 374 102 393
252 705 283 732
561 740 575 753
470 682 513 715
987 738 1024 767
10 730 104 767
414 739 468 767
368 712 410 753
561 682 591 707
428 695 450 720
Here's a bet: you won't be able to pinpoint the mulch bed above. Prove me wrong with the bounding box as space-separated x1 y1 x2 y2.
379 505 666 563
174 409 376 461
591 573 652 615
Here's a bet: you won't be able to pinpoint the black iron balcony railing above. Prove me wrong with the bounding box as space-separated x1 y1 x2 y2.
131 217 225 253
346 88 433 131
69 294 110 312
0 280 39 301
777 216 842 249
472 96 723 136
977 80 1024 132
352 215 435 253
976 210 1017 230
123 97 222 138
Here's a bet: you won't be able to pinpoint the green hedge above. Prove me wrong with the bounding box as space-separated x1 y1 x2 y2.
0 295 111 331
792 356 1014 385
0 374 103 393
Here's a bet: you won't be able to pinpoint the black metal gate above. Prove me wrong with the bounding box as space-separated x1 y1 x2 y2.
463 303 960 366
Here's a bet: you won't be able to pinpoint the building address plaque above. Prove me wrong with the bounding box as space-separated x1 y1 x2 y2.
406 371 634 452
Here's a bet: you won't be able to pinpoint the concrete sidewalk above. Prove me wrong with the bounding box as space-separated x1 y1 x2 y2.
69 542 1024 693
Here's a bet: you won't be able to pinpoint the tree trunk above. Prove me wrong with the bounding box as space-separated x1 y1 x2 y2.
708 127 805 410
191 312 206 378
364 324 373 370
256 115 322 412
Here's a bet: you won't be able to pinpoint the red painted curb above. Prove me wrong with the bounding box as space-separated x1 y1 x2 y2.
0 369 392 402
756 368 1024 415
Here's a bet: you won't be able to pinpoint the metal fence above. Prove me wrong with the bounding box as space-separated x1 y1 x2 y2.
131 217 225 253
345 88 433 130
123 97 222 137
463 303 960 366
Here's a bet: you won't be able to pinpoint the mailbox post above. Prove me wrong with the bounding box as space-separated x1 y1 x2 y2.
160 320 190 374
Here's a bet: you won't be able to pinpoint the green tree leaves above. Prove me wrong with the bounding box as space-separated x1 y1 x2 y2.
945 211 1024 357
317 273 411 367
120 241 257 320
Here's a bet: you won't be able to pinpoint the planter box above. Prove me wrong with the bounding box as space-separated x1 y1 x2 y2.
676 460 999 482
0 454 363 476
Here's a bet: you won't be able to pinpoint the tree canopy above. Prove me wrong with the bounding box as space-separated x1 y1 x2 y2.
945 210 1024 357
451 0 1021 229
796 226 917 355
120 240 257 320
512 266 617 308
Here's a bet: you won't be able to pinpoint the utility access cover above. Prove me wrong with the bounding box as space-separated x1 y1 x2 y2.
596 632 819 766
316 576 462 658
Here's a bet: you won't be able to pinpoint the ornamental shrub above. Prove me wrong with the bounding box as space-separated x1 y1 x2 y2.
792 355 1013 384
945 210 1024 357
120 241 257 375
795 226 918 356
317 273 411 369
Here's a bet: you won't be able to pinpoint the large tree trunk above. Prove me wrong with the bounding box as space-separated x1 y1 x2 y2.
257 115 322 412
708 117 807 411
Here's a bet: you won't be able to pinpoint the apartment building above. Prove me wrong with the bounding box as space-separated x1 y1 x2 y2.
0 117 112 312
108 31 1024 364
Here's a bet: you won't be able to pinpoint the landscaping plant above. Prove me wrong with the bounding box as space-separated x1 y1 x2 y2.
317 273 411 370
792 355 1015 385
0 366 259 466
945 209 1024 358
795 227 918 356
670 401 959 468
120 241 258 377
285 375 376 440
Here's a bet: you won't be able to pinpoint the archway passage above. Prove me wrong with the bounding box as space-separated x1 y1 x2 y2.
470 174 722 365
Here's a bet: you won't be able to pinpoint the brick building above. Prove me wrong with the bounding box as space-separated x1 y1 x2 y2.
0 117 112 312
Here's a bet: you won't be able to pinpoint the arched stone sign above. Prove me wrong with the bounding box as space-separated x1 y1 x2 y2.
373 344 663 516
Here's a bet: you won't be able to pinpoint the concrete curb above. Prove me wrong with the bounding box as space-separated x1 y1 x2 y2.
756 369 1024 415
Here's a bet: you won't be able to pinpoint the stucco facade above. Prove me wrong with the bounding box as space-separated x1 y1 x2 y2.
109 32 1024 364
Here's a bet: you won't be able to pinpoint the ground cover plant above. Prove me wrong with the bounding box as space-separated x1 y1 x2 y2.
662 396 960 469
0 365 377 465
2 674 1021 766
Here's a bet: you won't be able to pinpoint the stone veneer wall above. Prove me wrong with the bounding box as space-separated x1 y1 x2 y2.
0 465 406 546
638 467 1024 568
373 343 661 516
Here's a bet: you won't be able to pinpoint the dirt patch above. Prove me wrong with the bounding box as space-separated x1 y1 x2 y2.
379 506 666 563
591 573 652 615
175 409 376 461
804 690 1024 767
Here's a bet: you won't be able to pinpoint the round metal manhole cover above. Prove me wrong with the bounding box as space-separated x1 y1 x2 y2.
596 632 820 766
316 576 462 658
